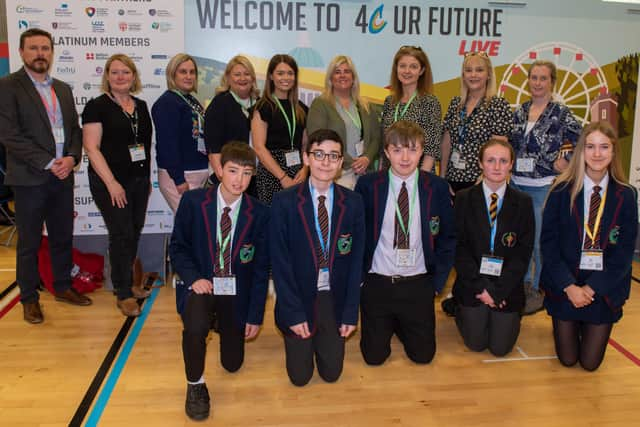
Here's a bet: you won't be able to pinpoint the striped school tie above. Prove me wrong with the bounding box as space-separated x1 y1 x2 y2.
216 207 232 275
395 181 409 249
317 195 329 267
584 185 602 249
489 193 498 227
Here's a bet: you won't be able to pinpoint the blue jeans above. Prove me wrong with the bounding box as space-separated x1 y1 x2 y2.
510 182 550 290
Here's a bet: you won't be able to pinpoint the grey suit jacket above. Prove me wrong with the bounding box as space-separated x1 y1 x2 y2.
0 67 81 186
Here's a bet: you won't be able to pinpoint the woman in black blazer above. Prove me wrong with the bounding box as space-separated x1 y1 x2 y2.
453 139 534 356
541 121 638 371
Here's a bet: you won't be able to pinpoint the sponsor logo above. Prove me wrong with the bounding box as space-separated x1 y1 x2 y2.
88 212 102 217
16 5 44 15
153 68 164 75
54 4 72 17
58 50 74 62
52 22 77 31
83 82 101 91
85 52 109 61
18 20 29 29
118 9 125 16
151 54 168 60
85 7 96 17
91 20 105 33
147 210 165 216
55 66 76 75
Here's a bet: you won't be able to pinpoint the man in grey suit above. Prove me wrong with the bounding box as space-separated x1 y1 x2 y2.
0 28 91 324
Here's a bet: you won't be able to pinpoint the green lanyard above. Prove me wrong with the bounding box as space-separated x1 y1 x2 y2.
216 200 242 272
388 169 419 238
273 97 296 150
338 100 362 131
230 90 254 118
393 92 417 122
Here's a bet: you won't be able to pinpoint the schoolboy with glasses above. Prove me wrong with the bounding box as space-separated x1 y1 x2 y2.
270 128 365 386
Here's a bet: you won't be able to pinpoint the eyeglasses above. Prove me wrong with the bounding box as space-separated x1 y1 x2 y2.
400 45 422 51
308 151 343 162
464 51 489 58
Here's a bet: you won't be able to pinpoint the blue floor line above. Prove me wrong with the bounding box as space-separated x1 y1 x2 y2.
85 288 160 426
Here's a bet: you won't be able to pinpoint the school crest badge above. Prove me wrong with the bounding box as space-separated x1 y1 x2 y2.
429 216 440 235
502 232 517 248
337 234 352 255
608 226 620 245
239 244 255 263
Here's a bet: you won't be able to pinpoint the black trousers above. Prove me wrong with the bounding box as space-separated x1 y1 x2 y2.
182 293 245 382
283 291 345 387
455 304 521 357
90 174 149 300
13 174 74 303
360 273 435 365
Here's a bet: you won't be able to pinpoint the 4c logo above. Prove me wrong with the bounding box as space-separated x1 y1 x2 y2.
355 4 387 34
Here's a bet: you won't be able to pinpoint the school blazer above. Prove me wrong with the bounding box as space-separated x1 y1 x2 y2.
354 170 456 293
452 184 534 312
540 179 638 314
0 67 82 186
306 96 381 170
270 180 365 335
169 186 270 326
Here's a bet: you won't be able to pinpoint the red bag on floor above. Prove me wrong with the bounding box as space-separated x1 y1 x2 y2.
38 236 104 294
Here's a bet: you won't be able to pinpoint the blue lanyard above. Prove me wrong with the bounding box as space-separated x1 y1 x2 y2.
486 193 504 254
310 184 333 259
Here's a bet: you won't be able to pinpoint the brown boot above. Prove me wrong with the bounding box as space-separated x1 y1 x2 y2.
23 302 44 324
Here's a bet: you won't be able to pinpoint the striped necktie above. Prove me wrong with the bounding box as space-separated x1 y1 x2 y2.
317 195 329 268
395 181 409 249
585 185 602 249
216 207 232 276
489 193 498 227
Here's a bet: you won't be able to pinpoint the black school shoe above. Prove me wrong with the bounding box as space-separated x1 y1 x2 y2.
441 296 458 317
185 383 210 421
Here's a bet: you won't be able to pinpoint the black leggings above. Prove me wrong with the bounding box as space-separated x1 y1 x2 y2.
552 318 613 371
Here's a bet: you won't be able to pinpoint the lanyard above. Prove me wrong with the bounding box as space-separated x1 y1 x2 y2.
216 201 241 272
39 86 58 125
393 92 417 122
110 93 138 142
230 90 254 118
584 187 607 245
172 90 205 140
338 100 362 131
388 169 419 239
486 193 504 254
457 99 482 147
311 184 334 260
273 97 296 150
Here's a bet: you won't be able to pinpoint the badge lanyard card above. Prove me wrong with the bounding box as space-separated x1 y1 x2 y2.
580 189 607 271
311 185 334 289
452 104 480 171
274 98 301 167
172 90 207 155
39 86 65 152
339 101 364 157
388 170 419 268
479 195 505 277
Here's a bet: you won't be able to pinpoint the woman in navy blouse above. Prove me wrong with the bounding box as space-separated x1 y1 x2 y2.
541 121 637 371
509 60 582 315
152 53 209 213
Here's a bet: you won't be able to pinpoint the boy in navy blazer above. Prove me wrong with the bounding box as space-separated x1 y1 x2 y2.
270 129 365 386
170 142 269 420
355 121 455 365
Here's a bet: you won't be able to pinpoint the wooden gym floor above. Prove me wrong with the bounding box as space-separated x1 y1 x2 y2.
0 235 639 426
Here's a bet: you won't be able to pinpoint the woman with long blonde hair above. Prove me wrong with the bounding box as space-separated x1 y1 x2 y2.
540 121 637 371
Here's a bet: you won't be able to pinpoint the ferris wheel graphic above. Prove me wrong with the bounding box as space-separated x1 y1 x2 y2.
499 42 608 125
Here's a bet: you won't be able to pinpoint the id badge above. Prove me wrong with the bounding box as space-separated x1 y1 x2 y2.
197 137 206 154
355 140 364 157
451 150 466 170
317 267 330 290
480 255 504 277
213 276 237 295
579 250 603 271
128 144 146 162
285 150 301 167
395 248 417 267
53 127 65 144
516 158 535 173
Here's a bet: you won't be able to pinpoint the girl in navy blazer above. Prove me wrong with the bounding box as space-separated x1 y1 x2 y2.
541 121 638 371
453 139 534 356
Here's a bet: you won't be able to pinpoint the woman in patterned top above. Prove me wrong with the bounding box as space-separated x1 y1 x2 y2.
510 59 582 315
381 46 442 172
440 51 513 193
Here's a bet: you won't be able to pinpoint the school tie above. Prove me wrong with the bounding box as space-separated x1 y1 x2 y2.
489 193 498 227
395 181 409 249
217 207 232 275
585 185 602 249
317 195 329 268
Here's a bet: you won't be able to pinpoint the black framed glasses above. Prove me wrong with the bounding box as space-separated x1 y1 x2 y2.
309 151 343 162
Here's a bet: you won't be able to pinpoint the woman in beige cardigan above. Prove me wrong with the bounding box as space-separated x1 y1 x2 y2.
307 55 381 189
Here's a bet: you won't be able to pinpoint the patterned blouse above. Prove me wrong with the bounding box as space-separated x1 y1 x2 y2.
510 100 582 180
443 95 513 183
382 93 442 160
